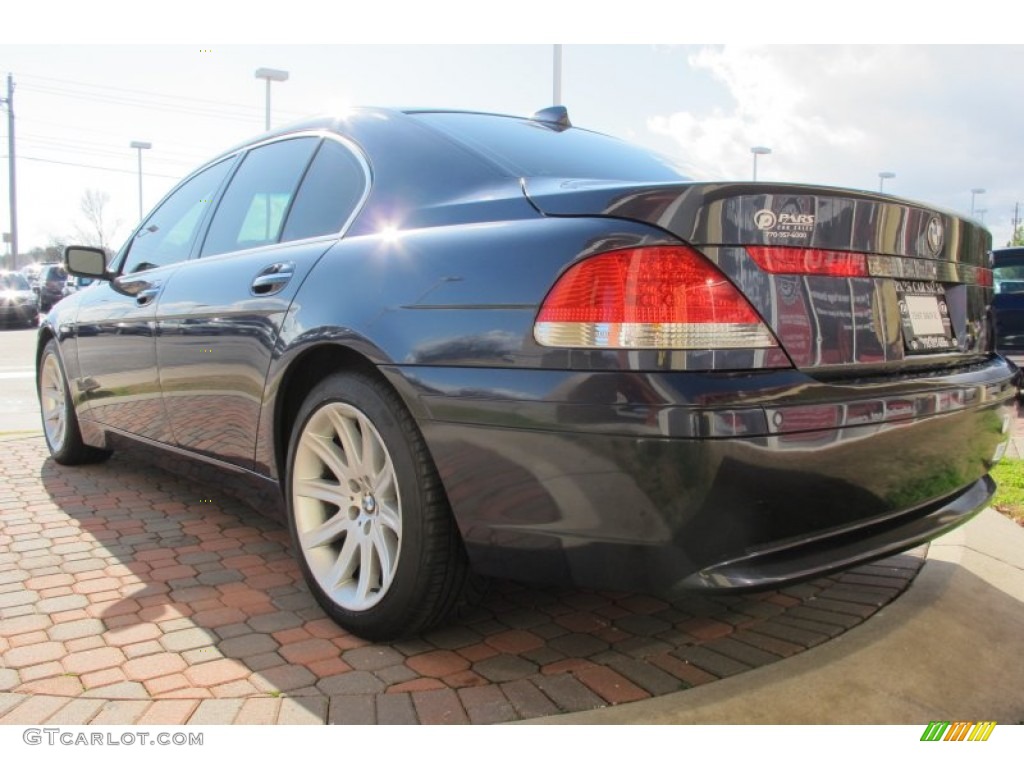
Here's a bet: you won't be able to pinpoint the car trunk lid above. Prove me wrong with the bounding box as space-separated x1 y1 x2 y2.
524 179 993 371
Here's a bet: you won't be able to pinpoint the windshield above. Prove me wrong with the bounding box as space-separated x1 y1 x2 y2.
0 273 30 291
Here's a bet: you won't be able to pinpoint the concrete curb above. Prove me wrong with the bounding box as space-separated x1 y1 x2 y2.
535 508 1024 724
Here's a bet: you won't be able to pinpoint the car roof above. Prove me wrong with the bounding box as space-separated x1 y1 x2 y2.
202 107 566 168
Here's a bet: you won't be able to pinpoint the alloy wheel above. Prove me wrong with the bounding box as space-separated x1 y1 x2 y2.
291 401 402 612
40 352 67 453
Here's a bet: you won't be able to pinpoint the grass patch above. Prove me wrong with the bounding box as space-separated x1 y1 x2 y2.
991 458 1024 526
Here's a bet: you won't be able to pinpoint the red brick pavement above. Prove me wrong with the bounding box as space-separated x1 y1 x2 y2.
0 435 926 725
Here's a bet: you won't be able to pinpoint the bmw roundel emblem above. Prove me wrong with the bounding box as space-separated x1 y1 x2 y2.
926 216 944 255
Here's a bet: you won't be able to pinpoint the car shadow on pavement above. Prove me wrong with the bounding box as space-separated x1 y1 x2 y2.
0 435 926 724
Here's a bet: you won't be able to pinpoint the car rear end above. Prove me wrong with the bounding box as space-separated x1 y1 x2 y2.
392 112 1015 593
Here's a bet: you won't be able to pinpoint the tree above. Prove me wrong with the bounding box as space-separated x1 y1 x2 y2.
1008 225 1024 247
73 189 123 252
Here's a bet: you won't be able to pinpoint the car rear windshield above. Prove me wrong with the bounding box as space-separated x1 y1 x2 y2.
994 262 1024 293
411 112 689 182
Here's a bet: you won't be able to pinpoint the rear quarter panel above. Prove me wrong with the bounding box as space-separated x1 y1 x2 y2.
253 214 679 477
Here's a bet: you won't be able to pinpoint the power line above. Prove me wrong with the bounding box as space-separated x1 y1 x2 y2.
0 154 181 179
16 115 234 156
18 136 197 167
16 72 306 118
19 83 265 124
20 131 203 162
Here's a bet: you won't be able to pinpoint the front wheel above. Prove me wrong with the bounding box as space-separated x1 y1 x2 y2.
38 340 111 465
286 371 474 640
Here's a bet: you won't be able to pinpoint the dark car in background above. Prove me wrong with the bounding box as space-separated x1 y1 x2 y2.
37 263 68 312
0 270 39 327
990 247 1024 368
37 107 1015 639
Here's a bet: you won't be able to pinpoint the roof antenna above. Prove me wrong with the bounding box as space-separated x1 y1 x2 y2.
532 106 572 131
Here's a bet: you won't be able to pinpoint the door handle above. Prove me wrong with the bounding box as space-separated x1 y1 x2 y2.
251 262 295 295
135 286 162 306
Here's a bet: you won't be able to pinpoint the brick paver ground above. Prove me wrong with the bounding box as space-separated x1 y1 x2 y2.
0 435 926 725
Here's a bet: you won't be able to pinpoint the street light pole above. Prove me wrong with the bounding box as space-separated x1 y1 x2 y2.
553 45 563 105
751 146 771 182
976 209 987 225
878 171 895 193
254 68 289 131
130 141 152 221
970 187 985 218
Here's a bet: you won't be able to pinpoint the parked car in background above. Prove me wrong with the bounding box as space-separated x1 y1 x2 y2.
38 106 1015 639
36 263 68 312
20 262 48 294
0 270 39 327
990 247 1024 368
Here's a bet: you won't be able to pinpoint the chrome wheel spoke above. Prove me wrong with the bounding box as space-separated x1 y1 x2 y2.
370 523 397 590
326 407 362 471
355 538 377 602
371 457 395 498
301 511 353 550
294 477 351 510
324 533 360 589
306 433 350 482
377 499 401 536
361 420 383 477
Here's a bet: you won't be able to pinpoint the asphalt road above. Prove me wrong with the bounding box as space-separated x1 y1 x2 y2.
0 326 42 435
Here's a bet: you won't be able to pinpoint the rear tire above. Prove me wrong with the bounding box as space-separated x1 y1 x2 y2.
285 371 474 640
38 340 111 465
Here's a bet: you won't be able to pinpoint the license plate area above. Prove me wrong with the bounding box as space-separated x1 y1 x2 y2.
896 280 956 353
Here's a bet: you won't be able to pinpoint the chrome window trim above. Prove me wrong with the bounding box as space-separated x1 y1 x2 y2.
199 129 372 256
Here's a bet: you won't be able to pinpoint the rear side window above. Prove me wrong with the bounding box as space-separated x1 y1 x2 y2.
412 112 689 182
201 137 319 257
281 140 366 242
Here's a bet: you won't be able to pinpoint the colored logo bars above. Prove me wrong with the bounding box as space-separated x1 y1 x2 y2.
920 721 997 742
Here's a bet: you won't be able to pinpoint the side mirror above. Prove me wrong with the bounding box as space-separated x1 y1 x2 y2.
64 246 109 280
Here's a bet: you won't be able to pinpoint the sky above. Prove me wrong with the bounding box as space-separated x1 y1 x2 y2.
2 7 1023 262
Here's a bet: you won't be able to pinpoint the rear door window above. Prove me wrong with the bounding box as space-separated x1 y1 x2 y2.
200 138 319 257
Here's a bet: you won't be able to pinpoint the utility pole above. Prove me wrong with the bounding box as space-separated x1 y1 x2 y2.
1013 202 1021 246
1 74 17 268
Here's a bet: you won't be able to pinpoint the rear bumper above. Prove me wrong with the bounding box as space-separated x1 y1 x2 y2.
384 358 1015 594
682 475 993 589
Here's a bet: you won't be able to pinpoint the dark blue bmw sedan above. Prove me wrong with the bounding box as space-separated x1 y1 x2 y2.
37 107 1015 639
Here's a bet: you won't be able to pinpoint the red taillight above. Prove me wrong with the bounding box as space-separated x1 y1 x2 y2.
746 246 869 277
977 268 993 288
534 246 777 349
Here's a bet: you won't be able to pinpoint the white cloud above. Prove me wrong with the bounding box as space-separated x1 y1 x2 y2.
647 45 1024 245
